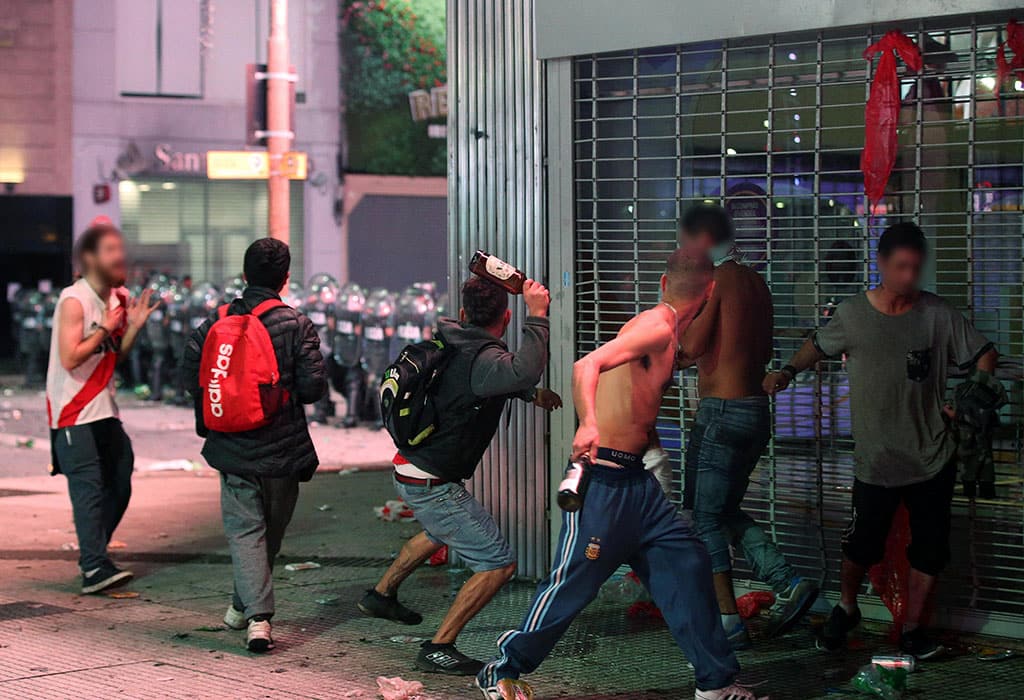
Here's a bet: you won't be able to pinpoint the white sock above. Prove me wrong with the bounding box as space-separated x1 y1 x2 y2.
721 612 741 630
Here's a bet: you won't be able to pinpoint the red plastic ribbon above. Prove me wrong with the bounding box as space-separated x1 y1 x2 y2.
995 19 1024 97
860 31 922 205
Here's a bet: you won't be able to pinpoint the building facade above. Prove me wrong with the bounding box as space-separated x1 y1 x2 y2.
72 0 341 287
0 0 74 358
448 0 1024 636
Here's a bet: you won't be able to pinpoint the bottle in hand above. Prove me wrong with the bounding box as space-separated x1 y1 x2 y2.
469 250 525 294
557 459 591 512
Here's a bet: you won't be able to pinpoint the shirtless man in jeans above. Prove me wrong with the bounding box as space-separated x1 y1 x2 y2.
678 205 818 649
477 249 768 700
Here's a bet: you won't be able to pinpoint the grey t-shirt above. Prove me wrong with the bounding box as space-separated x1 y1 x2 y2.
814 291 991 488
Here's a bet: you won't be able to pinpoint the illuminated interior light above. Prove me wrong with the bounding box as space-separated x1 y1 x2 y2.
793 135 801 144
1015 80 1024 91
828 199 835 207
763 119 770 128
788 52 798 61
775 201 785 209
162 182 176 190
118 181 136 193
0 170 25 183
726 147 738 155
138 184 151 192
980 77 996 90
793 113 801 121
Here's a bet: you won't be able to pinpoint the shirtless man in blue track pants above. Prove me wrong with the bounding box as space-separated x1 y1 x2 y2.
476 248 769 700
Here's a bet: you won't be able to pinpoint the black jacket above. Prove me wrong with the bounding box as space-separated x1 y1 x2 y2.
182 286 327 480
397 316 549 481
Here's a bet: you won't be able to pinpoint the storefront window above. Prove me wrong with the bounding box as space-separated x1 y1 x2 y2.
573 12 1023 619
118 178 305 287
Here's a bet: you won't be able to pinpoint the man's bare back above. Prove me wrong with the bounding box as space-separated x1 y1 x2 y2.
592 307 679 455
682 261 772 399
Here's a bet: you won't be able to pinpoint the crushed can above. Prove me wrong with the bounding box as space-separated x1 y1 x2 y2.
871 654 916 673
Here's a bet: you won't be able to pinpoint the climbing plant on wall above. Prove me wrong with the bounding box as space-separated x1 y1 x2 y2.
341 0 447 175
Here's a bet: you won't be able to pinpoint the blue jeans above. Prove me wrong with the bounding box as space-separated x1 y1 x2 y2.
394 477 515 573
684 396 794 592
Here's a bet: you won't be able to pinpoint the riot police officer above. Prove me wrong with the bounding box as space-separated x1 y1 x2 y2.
331 283 367 429
360 288 396 429
188 282 221 333
223 276 245 304
126 283 149 391
392 285 436 354
281 281 305 310
144 275 172 401
303 274 339 424
165 283 191 405
17 289 46 386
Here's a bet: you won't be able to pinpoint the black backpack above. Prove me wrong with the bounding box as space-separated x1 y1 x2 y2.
379 338 456 449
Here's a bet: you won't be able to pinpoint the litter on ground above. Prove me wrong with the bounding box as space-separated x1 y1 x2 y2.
376 676 424 700
374 499 416 522
284 561 321 572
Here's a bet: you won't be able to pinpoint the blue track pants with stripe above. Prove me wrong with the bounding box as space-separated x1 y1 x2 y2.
479 462 739 691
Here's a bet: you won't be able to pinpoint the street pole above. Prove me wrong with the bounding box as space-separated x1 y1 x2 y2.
266 0 290 242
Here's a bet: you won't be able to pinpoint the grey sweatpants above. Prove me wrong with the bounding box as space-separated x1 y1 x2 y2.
220 472 300 620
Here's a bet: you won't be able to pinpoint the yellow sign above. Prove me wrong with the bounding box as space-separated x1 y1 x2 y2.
279 152 308 179
206 151 307 180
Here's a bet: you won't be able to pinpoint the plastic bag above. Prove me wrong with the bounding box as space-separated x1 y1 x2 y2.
850 663 907 699
374 499 417 522
598 571 650 604
995 19 1024 97
866 505 935 640
861 31 921 205
736 590 775 620
376 675 424 700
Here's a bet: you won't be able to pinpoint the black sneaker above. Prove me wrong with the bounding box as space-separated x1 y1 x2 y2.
899 626 945 660
816 604 861 651
416 642 484 676
81 564 134 595
358 589 423 625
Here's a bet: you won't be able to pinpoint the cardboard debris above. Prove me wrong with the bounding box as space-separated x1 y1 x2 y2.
376 676 424 700
284 561 321 572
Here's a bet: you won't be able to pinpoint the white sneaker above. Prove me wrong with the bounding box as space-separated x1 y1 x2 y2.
246 618 274 652
223 604 246 630
475 677 534 700
695 683 769 700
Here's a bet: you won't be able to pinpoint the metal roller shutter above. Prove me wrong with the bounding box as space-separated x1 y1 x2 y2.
572 12 1023 635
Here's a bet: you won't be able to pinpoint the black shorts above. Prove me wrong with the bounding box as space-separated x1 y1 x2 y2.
841 461 956 576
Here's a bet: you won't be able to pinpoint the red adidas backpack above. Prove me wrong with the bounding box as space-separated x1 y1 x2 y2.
199 299 290 433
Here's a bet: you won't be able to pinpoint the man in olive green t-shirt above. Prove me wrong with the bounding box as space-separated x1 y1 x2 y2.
764 222 997 660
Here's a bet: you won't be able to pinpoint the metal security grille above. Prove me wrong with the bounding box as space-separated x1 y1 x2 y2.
572 12 1024 633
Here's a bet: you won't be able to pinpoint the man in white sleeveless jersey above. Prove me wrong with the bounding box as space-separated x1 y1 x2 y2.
46 221 159 594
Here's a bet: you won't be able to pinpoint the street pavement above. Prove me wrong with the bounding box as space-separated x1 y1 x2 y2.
1 388 1022 698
